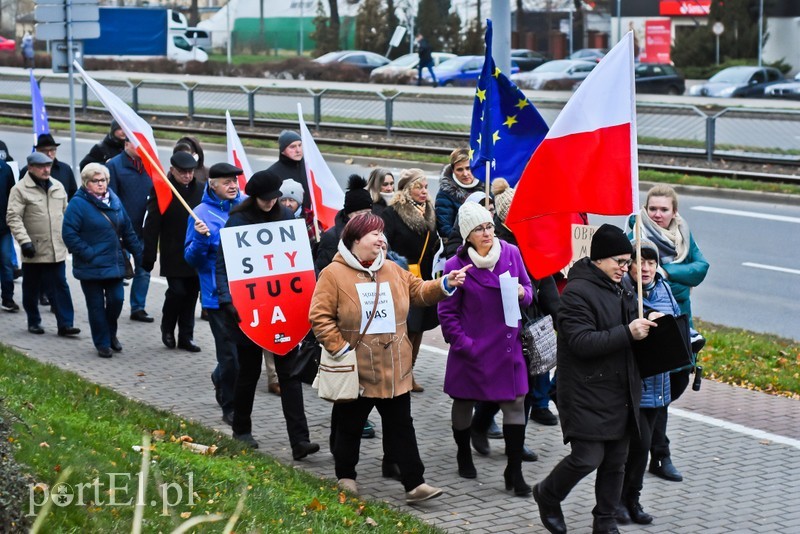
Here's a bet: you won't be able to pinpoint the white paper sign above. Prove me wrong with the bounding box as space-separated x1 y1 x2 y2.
357 281 396 335
499 272 521 328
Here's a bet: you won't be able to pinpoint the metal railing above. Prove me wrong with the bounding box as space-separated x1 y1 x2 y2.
2 73 799 164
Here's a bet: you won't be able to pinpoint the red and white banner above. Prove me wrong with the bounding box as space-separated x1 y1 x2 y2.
641 20 672 64
297 104 344 230
659 0 711 16
507 32 639 278
220 220 316 354
225 111 252 191
74 62 172 214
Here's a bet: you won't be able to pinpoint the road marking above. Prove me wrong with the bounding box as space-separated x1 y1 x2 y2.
421 343 800 450
742 262 800 276
671 407 800 451
691 206 800 224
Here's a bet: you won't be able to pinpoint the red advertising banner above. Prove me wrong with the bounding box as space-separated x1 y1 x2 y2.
641 20 672 64
659 0 711 16
220 220 315 355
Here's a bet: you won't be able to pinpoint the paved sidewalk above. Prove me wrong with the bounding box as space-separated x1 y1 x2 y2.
1 273 798 533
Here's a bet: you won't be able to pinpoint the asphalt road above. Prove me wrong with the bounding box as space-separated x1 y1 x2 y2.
2 129 798 340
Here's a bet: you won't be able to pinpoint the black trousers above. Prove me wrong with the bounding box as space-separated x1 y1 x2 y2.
232 339 310 447
333 393 425 492
623 407 664 501
650 369 690 459
162 275 199 340
539 437 630 528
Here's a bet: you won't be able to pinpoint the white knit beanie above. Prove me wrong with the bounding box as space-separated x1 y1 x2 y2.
280 179 304 205
458 201 493 240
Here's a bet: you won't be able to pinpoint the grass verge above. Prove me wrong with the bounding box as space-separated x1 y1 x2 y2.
0 345 441 532
695 318 800 399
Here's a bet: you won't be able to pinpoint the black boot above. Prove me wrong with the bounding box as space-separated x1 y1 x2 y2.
502 424 531 496
452 427 477 479
627 499 653 525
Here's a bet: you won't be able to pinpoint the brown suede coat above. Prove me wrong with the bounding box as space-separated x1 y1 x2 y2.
310 252 449 399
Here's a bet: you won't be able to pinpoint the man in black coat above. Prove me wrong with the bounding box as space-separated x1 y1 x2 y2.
19 134 77 200
142 151 204 352
532 224 658 534
266 130 311 212
79 119 126 170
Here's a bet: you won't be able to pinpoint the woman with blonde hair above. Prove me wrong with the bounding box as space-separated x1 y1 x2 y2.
366 167 395 216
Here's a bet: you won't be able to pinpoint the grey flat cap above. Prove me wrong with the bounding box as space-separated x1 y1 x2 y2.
27 152 53 166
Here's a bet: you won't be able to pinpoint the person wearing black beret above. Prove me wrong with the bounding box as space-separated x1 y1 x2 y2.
533 224 659 534
141 148 204 352
214 167 320 458
19 133 77 201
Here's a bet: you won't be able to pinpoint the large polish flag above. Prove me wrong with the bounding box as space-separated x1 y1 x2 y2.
506 32 640 278
297 104 344 230
74 62 173 214
225 111 253 191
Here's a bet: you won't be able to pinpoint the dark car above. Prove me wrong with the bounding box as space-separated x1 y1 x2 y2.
510 59 596 90
421 55 519 87
510 49 549 71
568 48 608 63
688 66 784 98
635 63 685 95
313 50 391 73
765 72 800 101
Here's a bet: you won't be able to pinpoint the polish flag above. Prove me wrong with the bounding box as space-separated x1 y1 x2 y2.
506 32 640 278
297 104 344 230
74 62 172 214
225 111 253 191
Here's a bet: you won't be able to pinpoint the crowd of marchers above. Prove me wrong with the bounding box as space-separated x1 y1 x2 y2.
0 128 708 529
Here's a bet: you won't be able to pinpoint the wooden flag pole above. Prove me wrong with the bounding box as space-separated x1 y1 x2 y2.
635 213 644 319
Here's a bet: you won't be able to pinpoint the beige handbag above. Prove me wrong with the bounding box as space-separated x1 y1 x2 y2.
313 280 380 403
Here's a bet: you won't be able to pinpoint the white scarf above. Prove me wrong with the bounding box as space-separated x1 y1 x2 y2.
337 240 385 274
467 238 501 270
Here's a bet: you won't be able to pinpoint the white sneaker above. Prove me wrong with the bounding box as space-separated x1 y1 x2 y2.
405 483 443 504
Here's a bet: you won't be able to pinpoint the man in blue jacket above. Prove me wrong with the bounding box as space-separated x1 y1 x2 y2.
184 162 243 426
0 158 18 312
107 139 154 323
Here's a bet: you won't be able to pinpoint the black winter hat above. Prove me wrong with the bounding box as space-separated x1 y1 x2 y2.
34 133 60 148
278 130 302 153
246 169 283 201
170 151 198 170
343 174 372 215
110 119 122 135
208 162 242 179
590 224 632 260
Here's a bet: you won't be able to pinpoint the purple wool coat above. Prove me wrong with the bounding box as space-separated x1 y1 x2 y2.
438 240 533 402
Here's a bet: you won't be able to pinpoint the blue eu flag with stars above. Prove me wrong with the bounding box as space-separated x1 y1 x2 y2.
469 20 549 187
30 70 50 149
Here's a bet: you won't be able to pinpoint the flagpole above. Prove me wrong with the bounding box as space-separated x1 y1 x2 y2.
135 146 208 236
297 103 323 241
484 160 491 209
635 213 643 319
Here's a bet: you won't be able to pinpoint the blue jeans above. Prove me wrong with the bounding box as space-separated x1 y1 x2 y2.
0 232 15 301
208 307 238 415
22 262 74 328
129 263 150 313
529 372 553 410
417 62 436 85
80 279 124 349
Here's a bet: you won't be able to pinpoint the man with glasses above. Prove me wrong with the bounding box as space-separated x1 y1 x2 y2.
19 134 77 200
142 151 204 352
6 152 79 337
532 224 658 534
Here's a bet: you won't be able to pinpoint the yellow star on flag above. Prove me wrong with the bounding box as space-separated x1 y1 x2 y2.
503 114 518 129
469 148 475 160
515 98 530 110
494 67 501 78
492 130 501 144
476 88 486 102
476 133 482 146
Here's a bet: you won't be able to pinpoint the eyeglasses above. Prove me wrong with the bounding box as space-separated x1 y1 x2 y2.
88 178 108 184
471 223 494 234
611 257 633 268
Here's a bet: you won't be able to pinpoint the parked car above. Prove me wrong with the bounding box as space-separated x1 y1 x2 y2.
369 52 456 84
635 63 685 95
510 49 550 71
420 55 520 87
313 50 391 73
764 72 800 101
0 35 15 52
568 48 607 63
688 66 784 98
510 59 596 90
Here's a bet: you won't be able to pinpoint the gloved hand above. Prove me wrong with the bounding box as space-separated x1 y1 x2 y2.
21 242 36 258
222 303 241 324
140 262 154 273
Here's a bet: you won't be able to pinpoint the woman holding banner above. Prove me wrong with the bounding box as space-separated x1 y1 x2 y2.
215 169 319 459
309 212 469 504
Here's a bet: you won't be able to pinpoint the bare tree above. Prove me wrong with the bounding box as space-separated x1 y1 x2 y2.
328 0 340 48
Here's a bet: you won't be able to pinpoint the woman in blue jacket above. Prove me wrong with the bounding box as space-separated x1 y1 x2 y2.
62 163 142 358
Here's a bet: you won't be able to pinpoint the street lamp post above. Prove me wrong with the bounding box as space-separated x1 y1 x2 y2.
757 0 764 67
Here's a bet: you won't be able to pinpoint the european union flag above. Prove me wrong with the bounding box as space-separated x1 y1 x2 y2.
30 70 50 148
469 20 549 187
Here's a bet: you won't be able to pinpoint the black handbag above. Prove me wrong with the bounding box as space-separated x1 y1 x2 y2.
520 299 558 376
289 331 322 385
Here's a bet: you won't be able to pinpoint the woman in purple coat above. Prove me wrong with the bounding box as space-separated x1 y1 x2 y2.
438 202 533 497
